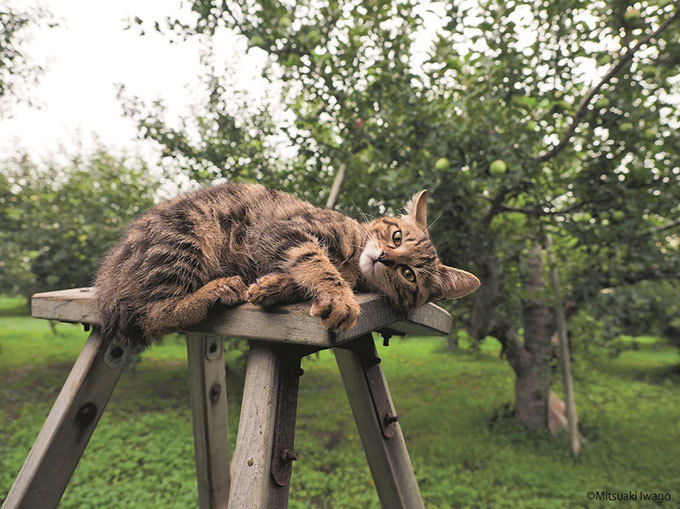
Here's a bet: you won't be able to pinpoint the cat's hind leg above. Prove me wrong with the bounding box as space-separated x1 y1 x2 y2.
141 275 246 338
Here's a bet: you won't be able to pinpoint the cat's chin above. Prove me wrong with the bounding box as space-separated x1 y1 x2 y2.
359 241 382 290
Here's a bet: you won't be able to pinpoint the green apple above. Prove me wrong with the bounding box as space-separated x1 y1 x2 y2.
489 159 507 176
612 210 625 222
306 29 320 45
595 97 609 109
620 122 634 133
435 157 450 170
625 8 641 23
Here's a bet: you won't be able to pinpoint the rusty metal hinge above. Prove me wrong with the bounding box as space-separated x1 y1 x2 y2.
270 345 319 487
343 334 399 439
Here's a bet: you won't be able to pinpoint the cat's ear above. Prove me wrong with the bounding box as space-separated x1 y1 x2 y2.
433 264 480 300
403 190 428 229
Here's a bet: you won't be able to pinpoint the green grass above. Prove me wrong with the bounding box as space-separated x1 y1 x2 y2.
1 298 679 508
0 295 29 317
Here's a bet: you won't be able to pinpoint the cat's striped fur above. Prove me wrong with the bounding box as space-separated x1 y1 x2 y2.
95 183 480 347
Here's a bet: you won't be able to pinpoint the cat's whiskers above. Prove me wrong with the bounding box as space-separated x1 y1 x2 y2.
351 199 375 222
428 210 445 230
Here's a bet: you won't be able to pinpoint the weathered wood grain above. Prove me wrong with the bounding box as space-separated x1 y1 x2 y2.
334 336 424 509
2 330 133 509
31 287 451 346
228 342 290 508
31 287 99 324
186 334 231 509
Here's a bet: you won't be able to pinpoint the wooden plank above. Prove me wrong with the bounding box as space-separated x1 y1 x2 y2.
31 287 98 324
334 336 424 509
3 330 133 509
186 334 231 509
31 288 451 346
228 342 290 509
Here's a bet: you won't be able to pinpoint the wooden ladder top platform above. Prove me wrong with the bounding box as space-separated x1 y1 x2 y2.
31 287 451 345
4 287 451 509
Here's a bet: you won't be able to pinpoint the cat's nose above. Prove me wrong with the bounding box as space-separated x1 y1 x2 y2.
377 251 395 267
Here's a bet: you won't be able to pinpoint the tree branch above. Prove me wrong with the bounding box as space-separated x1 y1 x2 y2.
483 187 511 223
325 163 346 209
650 219 680 235
498 204 542 215
535 7 680 162
490 320 528 374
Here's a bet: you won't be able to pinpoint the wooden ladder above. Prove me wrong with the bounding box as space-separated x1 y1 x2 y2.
2 287 451 509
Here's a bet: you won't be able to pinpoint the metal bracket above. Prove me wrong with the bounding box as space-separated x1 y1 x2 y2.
270 345 320 487
344 335 399 439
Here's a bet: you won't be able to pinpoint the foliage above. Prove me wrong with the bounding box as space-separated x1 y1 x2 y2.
113 0 680 427
0 148 159 296
1 311 679 507
123 0 680 330
0 2 57 117
571 279 680 351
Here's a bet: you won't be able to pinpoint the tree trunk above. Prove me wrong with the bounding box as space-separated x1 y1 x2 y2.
468 255 502 340
466 249 554 430
446 330 458 351
515 243 554 428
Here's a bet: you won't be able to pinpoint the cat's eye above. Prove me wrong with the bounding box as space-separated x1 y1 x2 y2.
392 230 402 246
401 266 416 282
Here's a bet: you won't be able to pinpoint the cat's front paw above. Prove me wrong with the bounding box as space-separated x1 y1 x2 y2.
246 273 296 307
213 276 247 306
310 291 361 331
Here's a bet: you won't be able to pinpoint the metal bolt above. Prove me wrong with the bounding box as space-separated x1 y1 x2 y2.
280 449 299 462
76 402 97 425
382 333 392 347
104 340 128 368
371 357 381 366
383 413 399 425
110 346 124 360
205 338 222 361
209 383 221 403
297 368 304 377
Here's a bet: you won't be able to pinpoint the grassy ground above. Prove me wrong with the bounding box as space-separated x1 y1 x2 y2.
1 296 679 508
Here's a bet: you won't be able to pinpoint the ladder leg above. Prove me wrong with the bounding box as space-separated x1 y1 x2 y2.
334 334 424 509
186 334 231 509
3 329 133 509
228 342 304 509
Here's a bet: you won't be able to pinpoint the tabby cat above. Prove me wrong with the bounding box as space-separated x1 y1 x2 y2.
95 183 480 347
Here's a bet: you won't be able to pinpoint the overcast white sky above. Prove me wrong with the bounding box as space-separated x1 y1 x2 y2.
0 1 612 166
0 0 268 161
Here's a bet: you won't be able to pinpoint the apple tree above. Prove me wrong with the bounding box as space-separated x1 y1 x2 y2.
125 0 680 429
0 149 159 296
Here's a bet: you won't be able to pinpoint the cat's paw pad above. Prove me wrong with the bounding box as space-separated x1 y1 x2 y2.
214 277 247 306
310 292 361 331
246 274 291 307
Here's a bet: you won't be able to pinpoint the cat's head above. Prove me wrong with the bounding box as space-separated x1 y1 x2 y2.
359 190 480 313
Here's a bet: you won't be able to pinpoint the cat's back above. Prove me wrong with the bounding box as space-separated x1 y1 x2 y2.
95 182 309 289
